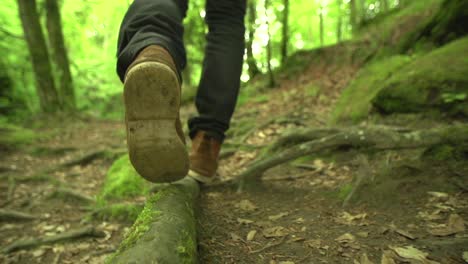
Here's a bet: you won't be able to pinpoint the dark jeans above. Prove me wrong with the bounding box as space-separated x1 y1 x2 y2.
117 0 246 141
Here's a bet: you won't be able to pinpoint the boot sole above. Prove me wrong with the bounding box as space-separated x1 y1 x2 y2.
124 62 188 183
188 169 215 184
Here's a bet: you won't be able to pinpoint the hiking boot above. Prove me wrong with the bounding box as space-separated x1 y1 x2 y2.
188 131 221 183
124 45 188 183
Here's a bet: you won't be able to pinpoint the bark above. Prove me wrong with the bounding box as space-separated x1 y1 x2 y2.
380 0 389 12
319 4 325 46
264 0 275 88
349 0 358 34
17 0 60 112
246 0 260 79
280 0 289 65
336 0 343 42
45 0 76 111
109 177 200 263
237 125 468 188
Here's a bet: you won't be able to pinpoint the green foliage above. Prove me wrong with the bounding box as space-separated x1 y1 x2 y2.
1 0 408 119
0 121 38 148
97 154 149 202
330 55 411 124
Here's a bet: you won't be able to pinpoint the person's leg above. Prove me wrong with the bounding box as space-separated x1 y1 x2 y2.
188 0 247 141
117 0 189 183
188 0 246 183
117 0 188 81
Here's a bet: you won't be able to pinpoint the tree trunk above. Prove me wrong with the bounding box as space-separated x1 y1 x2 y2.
380 0 389 12
319 4 325 46
349 0 358 34
246 0 260 79
45 0 76 111
359 0 367 22
264 0 275 88
280 0 289 65
17 0 60 112
336 0 343 42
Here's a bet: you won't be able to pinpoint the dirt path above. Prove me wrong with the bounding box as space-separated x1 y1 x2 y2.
1 63 467 263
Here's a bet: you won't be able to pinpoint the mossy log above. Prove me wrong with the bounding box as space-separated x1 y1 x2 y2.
108 177 200 264
238 125 468 189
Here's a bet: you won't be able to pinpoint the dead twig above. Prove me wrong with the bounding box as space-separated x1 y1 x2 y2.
250 236 287 254
2 226 105 253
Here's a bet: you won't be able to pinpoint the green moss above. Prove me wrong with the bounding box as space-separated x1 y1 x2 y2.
98 155 149 202
0 123 37 148
177 229 197 264
92 203 143 222
373 37 468 116
106 192 164 263
423 142 468 161
306 83 320 97
330 55 411 124
337 183 353 200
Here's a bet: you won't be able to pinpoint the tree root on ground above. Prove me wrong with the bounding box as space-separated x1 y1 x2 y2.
237 125 468 190
48 187 95 204
108 177 200 263
0 209 38 222
2 226 105 253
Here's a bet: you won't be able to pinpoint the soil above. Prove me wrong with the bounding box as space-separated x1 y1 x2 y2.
1 61 467 264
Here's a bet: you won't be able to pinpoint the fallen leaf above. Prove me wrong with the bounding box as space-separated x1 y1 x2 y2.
237 218 254 225
288 237 305 243
247 230 257 241
263 226 289 238
335 233 356 244
418 210 444 221
337 212 367 225
305 239 322 249
230 232 242 241
236 200 257 212
390 225 417 240
356 231 369 238
294 217 305 224
359 253 374 264
381 250 397 264
32 249 46 258
429 213 465 236
462 251 468 262
428 192 449 202
389 246 440 264
279 261 295 264
268 212 289 221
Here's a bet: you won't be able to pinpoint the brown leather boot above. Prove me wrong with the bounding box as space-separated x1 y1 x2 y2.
124 45 188 183
188 131 221 183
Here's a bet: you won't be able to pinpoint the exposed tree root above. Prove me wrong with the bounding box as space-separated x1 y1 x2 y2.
342 155 371 207
48 187 95 204
0 209 38 221
2 226 105 253
237 125 468 189
108 177 200 263
60 148 126 168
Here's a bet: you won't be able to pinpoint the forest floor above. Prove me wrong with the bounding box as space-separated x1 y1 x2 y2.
1 51 467 264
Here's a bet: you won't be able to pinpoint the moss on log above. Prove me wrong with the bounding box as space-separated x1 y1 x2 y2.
107 177 200 264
